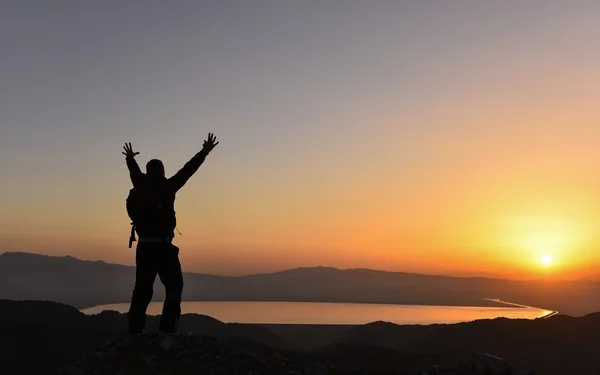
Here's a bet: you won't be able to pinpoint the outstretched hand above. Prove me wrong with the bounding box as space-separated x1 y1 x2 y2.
202 133 219 153
122 142 139 158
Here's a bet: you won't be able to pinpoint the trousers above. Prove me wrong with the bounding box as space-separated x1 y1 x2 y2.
127 241 183 334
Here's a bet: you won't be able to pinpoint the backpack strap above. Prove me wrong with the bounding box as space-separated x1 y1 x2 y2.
129 223 137 248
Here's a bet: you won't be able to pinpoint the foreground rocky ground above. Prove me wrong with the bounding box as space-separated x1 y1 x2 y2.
57 333 532 375
8 300 593 374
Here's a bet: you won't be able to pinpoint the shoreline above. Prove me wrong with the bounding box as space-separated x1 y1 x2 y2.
80 299 553 325
79 298 524 313
484 298 558 318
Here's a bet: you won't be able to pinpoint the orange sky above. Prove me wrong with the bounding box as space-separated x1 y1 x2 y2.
1 2 600 280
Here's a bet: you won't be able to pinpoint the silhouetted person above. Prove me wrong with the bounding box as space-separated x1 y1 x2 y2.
122 133 219 334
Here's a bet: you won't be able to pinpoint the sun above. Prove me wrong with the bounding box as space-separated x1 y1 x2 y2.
541 254 552 265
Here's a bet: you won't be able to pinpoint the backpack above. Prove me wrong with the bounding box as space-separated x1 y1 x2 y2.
126 185 165 248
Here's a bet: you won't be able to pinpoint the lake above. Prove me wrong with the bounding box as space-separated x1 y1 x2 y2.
81 301 555 325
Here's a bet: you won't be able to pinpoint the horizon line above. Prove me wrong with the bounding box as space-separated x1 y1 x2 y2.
2 250 597 283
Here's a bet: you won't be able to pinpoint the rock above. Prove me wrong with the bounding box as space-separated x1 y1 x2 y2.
160 335 175 351
143 354 157 367
57 333 343 375
57 334 533 375
472 352 509 374
103 346 119 360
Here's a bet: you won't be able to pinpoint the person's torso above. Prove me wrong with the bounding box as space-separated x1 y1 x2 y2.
135 176 178 238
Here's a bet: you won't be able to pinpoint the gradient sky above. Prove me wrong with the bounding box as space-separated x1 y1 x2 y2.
1 1 600 279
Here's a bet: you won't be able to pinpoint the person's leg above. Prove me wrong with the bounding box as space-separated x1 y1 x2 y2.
128 243 158 334
157 244 183 333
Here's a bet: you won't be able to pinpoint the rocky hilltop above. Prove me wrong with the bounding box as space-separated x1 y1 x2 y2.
57 333 532 375
57 333 334 375
4 299 599 374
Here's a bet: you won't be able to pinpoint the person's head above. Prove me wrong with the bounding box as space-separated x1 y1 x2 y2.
146 159 165 179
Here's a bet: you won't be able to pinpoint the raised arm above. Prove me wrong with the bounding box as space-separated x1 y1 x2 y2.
123 142 143 187
169 133 219 192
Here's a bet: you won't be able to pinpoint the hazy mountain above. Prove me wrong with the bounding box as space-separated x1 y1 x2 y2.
2 251 600 315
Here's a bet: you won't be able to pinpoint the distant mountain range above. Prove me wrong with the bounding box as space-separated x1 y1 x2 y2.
3 299 600 375
2 251 600 315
